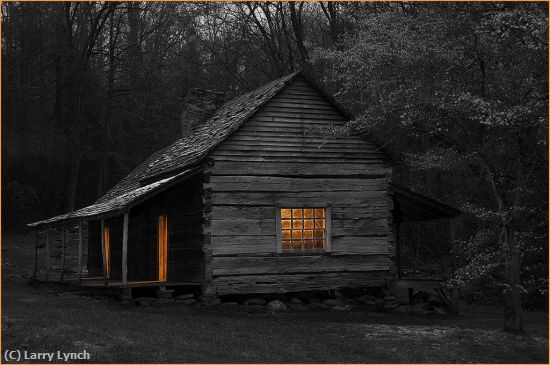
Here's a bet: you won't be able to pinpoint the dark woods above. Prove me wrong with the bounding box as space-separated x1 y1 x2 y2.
2 2 547 332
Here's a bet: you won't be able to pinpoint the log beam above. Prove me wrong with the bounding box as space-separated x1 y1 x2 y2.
32 230 38 278
77 222 83 283
46 229 51 280
100 219 108 287
60 227 66 282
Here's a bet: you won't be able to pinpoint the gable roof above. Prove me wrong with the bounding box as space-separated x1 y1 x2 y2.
97 71 302 203
28 70 461 229
29 71 321 227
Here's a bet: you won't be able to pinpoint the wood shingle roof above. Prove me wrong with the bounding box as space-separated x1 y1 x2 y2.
29 71 301 227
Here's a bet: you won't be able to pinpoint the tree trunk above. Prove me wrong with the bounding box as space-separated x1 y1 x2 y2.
289 2 311 73
97 10 116 197
503 224 524 332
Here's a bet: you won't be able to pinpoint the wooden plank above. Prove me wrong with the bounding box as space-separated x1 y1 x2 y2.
333 218 388 229
213 271 389 295
275 92 336 102
210 156 381 164
60 228 66 282
326 206 332 253
210 176 387 192
211 191 388 207
271 96 336 105
233 125 351 135
210 161 390 177
259 106 344 117
210 150 383 160
224 135 365 146
211 236 275 255
275 207 282 253
100 219 108 287
332 225 388 237
220 132 362 143
211 219 273 236
212 206 276 220
212 254 390 276
266 103 337 112
77 222 83 283
210 235 388 256
331 206 389 220
331 236 388 255
247 116 348 125
46 229 51 280
32 231 38 278
266 101 339 111
214 144 383 155
211 206 388 221
253 111 347 121
122 212 129 287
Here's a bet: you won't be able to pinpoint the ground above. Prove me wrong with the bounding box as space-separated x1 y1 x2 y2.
2 233 548 363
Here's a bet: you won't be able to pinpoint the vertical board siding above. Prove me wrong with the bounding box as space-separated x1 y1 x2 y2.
208 76 392 294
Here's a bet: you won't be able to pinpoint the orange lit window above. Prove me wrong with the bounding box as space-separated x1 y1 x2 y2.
279 208 330 253
157 215 168 282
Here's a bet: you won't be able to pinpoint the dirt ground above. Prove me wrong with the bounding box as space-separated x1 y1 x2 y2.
2 233 548 363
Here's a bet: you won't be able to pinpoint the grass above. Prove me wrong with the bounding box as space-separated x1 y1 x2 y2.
2 233 548 363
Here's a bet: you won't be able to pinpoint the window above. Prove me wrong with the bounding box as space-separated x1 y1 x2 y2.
277 207 331 253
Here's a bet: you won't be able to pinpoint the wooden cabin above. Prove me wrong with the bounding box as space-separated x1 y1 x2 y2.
28 71 461 299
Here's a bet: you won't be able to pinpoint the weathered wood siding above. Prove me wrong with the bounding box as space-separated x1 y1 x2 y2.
87 174 204 282
206 76 393 295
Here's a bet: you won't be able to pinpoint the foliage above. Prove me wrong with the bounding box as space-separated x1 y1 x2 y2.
312 3 548 316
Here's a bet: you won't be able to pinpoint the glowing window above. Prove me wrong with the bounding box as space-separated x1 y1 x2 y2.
279 208 330 253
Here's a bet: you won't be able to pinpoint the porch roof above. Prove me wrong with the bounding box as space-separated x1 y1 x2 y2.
392 184 463 222
28 168 198 229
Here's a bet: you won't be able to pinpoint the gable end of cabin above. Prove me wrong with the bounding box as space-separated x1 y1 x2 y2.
202 75 395 295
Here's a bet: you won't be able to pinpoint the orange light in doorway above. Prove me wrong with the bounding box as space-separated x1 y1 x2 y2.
157 215 168 282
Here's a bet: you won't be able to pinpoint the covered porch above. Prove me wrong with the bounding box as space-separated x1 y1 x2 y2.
391 184 462 310
27 168 203 296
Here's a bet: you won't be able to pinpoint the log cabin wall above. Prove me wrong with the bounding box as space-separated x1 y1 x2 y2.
86 174 204 283
206 75 394 295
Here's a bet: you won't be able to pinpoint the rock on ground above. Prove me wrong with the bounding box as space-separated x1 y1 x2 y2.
267 300 287 312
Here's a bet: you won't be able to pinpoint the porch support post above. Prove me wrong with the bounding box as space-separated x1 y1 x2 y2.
77 222 83 283
45 229 51 280
449 218 459 313
122 211 129 287
60 227 66 282
100 219 108 287
32 230 38 278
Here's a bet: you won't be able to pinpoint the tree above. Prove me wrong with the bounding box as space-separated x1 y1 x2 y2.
313 3 548 332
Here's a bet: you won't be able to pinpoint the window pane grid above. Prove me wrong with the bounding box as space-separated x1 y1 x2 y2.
281 208 325 253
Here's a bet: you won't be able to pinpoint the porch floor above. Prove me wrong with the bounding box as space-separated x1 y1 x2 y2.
31 275 201 289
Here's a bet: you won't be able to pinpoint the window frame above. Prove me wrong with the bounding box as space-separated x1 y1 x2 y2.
276 204 332 254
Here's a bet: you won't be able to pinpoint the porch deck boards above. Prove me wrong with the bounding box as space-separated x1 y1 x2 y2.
31 276 201 288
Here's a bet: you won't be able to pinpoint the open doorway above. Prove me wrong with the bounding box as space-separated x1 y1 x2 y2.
157 215 168 282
